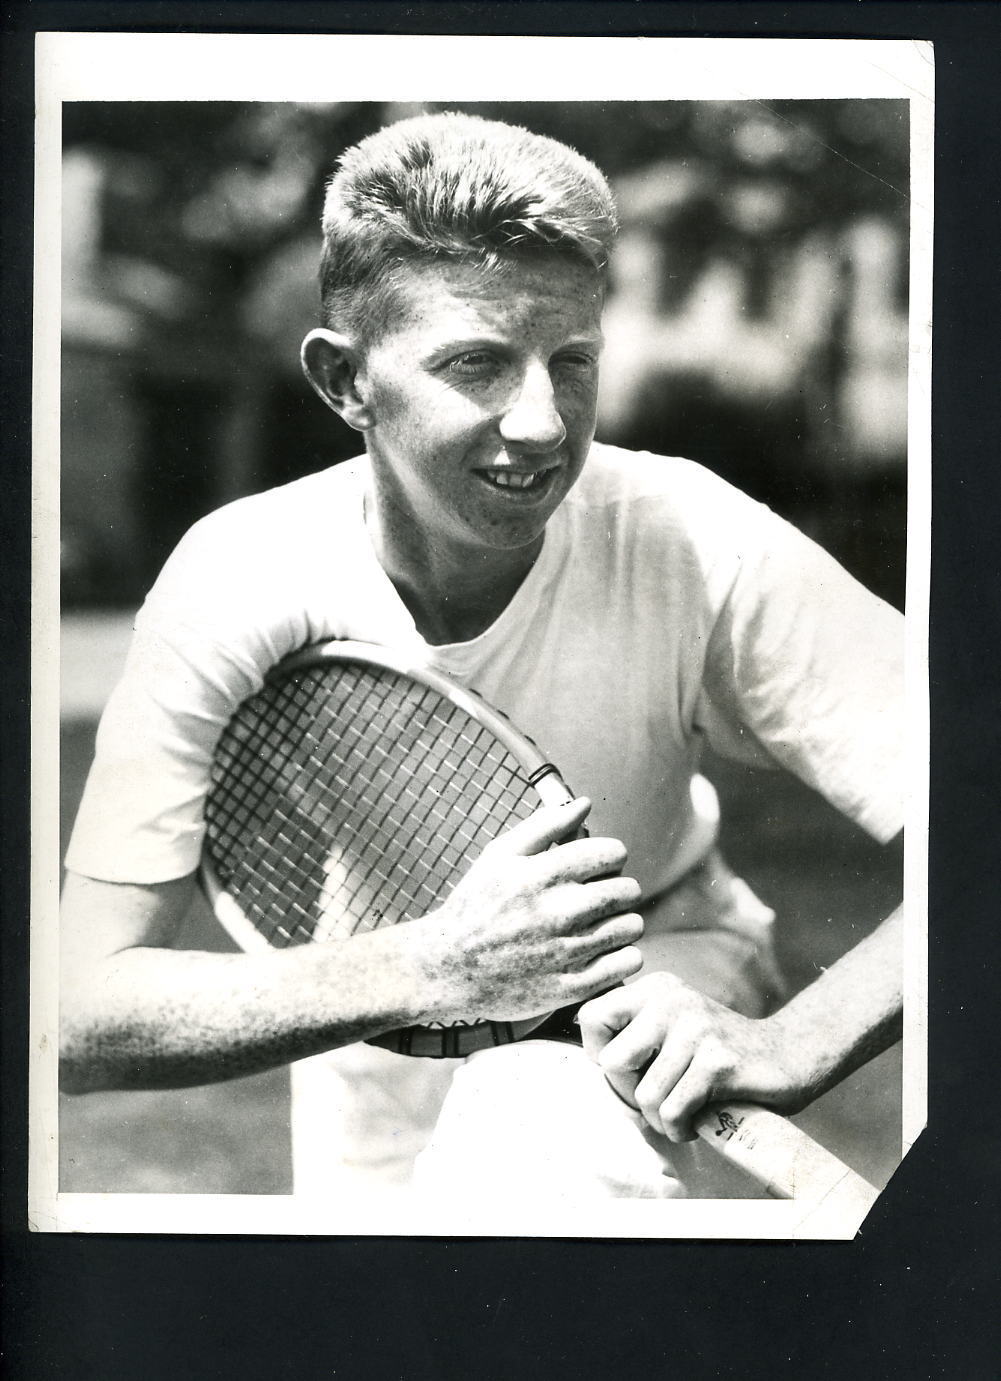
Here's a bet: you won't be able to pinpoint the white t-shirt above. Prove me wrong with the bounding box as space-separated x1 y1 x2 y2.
67 442 902 883
66 443 904 1194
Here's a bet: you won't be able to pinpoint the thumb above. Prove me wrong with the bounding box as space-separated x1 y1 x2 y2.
492 797 591 858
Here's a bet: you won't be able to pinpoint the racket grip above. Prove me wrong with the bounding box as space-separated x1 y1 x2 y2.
604 1074 877 1208
693 1101 880 1211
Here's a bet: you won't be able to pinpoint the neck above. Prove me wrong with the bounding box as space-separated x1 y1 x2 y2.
364 484 543 646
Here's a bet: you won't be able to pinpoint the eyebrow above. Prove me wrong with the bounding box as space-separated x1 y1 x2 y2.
423 332 605 362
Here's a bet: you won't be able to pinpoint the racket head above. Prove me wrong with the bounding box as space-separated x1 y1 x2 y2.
201 640 578 1057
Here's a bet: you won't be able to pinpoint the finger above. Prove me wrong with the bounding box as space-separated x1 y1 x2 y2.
564 944 643 1002
568 909 644 958
634 1041 696 1136
592 1009 668 1112
491 798 592 857
550 877 642 931
595 1008 667 1079
534 836 631 884
577 985 648 1059
602 1066 643 1111
578 971 687 1058
655 1060 718 1143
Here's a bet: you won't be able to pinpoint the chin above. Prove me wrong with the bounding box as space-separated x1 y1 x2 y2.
475 514 553 552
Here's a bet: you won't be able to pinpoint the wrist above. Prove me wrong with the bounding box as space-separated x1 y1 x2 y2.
761 1001 839 1105
368 914 456 1029
305 924 438 1037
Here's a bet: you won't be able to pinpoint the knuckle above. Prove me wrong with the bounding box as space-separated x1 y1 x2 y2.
705 1042 737 1079
673 1009 708 1044
552 890 586 932
560 972 589 1002
644 971 683 1000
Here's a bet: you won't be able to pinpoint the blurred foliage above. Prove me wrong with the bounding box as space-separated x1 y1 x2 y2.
64 103 379 309
470 99 907 272
63 97 908 319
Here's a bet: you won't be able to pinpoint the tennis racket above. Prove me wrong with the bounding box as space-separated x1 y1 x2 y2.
604 1069 879 1209
200 638 584 1058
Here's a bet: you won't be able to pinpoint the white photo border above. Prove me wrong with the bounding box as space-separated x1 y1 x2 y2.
30 31 934 1239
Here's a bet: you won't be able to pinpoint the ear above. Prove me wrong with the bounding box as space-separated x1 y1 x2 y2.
300 328 374 432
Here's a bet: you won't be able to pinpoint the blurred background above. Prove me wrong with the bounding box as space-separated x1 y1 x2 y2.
59 99 907 1196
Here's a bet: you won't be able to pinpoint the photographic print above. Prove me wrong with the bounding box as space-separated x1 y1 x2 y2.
30 33 933 1238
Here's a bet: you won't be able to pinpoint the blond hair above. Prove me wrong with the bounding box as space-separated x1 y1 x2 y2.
319 111 617 340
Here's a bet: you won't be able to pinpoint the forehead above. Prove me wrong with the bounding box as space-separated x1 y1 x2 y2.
370 254 605 347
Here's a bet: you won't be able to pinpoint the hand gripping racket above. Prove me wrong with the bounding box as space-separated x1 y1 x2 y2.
200 639 583 1058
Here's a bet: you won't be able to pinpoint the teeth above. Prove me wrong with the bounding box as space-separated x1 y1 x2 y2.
484 470 547 490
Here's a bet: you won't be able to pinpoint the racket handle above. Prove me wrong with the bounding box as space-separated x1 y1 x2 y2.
693 1100 879 1211
529 766 590 840
529 764 577 806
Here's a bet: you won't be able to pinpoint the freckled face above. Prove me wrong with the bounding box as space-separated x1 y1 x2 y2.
355 255 604 561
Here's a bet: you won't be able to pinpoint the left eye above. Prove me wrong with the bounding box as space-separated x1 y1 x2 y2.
445 353 496 376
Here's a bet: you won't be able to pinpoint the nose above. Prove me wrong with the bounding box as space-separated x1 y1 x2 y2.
498 363 567 453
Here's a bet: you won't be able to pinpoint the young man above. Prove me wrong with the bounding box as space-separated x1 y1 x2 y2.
61 113 903 1205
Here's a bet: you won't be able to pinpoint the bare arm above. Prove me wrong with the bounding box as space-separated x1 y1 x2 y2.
61 798 644 1092
59 870 450 1092
579 903 902 1140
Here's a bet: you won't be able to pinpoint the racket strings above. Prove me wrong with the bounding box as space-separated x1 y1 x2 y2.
204 661 539 967
300 680 498 930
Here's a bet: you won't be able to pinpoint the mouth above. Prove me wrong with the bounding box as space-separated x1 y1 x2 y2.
476 465 559 495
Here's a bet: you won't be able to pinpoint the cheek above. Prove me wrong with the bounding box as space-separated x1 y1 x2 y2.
380 378 488 441
368 376 420 429
558 379 599 432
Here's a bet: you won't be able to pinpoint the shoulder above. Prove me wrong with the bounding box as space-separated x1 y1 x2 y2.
576 442 758 510
153 458 364 580
139 458 367 635
571 442 772 551
182 457 365 551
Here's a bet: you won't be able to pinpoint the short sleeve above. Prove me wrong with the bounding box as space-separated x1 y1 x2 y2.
695 504 904 844
64 511 317 884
